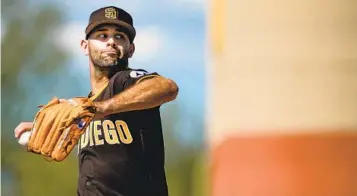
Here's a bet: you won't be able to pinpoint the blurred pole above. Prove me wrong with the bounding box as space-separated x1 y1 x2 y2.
207 0 357 196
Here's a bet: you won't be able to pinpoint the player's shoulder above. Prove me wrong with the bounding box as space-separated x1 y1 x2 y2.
110 68 159 93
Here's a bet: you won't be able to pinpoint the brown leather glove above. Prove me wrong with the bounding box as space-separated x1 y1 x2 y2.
27 97 96 162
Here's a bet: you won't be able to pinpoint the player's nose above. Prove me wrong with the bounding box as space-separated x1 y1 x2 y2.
106 37 116 46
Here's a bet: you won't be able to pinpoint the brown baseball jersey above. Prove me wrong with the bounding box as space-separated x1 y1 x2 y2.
76 68 168 196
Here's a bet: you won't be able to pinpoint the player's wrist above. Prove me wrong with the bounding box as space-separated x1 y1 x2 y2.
93 101 109 118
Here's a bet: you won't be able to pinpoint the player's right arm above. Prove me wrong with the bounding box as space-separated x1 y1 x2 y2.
94 72 178 117
14 122 33 139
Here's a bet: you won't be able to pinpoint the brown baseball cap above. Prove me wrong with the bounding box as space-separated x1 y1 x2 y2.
85 6 136 43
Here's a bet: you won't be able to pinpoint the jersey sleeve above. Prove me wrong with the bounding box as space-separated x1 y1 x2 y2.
111 69 160 95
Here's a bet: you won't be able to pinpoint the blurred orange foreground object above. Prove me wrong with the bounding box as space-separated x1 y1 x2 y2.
211 132 357 196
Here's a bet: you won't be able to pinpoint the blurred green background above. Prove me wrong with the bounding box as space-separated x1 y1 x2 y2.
1 0 208 195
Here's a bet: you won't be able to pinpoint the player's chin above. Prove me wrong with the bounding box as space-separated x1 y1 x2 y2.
100 59 118 66
98 57 127 69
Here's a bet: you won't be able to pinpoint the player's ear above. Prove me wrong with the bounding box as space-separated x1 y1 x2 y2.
128 43 135 58
80 39 89 56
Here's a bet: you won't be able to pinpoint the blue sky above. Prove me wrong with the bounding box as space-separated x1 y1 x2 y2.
26 0 207 143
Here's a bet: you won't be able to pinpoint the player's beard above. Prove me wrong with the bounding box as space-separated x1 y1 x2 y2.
88 45 129 72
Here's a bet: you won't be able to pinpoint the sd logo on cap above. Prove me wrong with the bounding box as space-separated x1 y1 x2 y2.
85 6 136 43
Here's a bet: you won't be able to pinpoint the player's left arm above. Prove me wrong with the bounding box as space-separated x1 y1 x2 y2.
93 76 178 116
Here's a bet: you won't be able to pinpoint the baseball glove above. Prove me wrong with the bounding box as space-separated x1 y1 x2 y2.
27 96 97 162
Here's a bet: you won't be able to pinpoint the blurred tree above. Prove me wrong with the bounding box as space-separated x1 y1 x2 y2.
161 103 207 196
2 0 67 136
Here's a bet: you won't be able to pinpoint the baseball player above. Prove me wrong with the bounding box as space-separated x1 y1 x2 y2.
14 6 178 196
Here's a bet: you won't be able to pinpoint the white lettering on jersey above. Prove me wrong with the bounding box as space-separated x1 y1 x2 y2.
130 70 149 78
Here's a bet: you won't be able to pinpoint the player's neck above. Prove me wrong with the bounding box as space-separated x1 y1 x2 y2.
89 65 110 96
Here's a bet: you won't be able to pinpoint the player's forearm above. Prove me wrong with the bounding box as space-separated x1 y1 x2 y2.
94 77 178 116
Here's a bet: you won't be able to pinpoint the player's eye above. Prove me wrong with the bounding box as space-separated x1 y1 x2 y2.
115 34 123 39
98 34 108 39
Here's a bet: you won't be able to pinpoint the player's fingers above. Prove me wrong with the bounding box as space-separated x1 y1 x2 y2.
14 122 34 139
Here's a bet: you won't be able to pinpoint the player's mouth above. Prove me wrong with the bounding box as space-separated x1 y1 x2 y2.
102 48 124 59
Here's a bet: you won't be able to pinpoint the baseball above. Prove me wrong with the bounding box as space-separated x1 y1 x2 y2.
18 131 31 146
